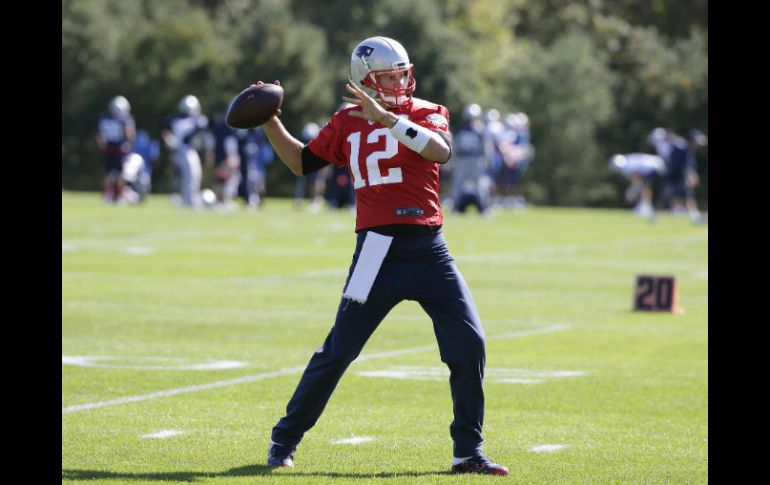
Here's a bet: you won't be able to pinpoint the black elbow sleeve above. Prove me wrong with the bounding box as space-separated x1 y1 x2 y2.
301 146 331 174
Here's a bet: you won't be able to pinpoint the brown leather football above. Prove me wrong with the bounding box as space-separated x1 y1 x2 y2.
226 83 284 129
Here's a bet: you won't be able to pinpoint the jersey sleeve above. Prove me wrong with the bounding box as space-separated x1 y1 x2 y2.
415 104 450 135
412 104 452 157
307 112 346 168
414 104 452 154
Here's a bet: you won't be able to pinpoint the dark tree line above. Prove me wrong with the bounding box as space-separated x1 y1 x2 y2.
63 0 707 207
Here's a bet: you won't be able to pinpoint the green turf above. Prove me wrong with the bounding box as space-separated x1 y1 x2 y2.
62 192 707 484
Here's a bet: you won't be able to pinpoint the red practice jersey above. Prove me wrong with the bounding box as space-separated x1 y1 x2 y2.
308 98 451 231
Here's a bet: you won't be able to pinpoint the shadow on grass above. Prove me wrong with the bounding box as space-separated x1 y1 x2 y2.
62 464 452 481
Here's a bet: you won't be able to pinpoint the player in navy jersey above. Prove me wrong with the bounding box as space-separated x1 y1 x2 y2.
210 112 241 209
235 127 273 210
293 122 329 212
449 103 492 214
96 96 135 203
161 95 209 208
657 130 705 223
260 36 508 476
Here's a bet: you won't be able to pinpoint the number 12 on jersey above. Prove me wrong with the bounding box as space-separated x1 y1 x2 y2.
347 128 403 189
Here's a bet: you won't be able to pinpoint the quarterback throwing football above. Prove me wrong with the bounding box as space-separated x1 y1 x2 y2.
261 36 508 476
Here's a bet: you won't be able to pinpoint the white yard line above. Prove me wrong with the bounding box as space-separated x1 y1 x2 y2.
357 365 585 384
140 429 184 439
62 356 248 371
530 444 567 453
62 323 570 415
331 436 374 445
62 366 307 414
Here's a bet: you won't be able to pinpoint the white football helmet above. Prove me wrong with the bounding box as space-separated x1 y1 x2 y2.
484 108 500 123
647 127 667 145
301 122 320 142
609 154 628 172
108 95 131 117
462 103 482 122
504 112 530 130
179 95 201 116
350 36 415 107
689 129 707 146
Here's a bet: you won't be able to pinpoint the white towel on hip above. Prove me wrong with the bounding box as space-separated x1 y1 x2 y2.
342 232 393 304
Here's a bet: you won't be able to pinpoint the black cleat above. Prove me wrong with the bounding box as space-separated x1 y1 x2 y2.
451 453 510 476
266 442 296 468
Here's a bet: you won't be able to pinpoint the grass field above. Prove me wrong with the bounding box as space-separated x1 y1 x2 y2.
62 192 708 484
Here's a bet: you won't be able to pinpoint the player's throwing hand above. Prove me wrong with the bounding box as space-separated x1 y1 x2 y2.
343 82 397 128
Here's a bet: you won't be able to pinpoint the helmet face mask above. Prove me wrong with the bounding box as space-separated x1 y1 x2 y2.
361 66 415 108
350 36 415 108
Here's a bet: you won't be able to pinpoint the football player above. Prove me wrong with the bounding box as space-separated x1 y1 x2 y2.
293 122 328 212
209 112 241 209
609 152 666 220
96 96 135 203
235 127 273 210
161 95 208 208
449 103 493 214
260 36 508 476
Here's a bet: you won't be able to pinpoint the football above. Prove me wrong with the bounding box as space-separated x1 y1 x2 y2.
226 82 284 129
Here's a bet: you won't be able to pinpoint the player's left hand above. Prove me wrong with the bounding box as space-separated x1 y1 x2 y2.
343 83 397 128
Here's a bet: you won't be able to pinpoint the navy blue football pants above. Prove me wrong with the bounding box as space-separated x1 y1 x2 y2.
271 230 487 457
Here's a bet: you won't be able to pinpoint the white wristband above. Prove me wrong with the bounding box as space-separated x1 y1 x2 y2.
389 117 432 153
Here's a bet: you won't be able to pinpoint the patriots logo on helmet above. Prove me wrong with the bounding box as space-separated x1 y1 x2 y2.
355 45 374 59
355 45 375 69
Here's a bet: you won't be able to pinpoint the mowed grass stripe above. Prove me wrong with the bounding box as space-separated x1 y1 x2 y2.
63 324 570 414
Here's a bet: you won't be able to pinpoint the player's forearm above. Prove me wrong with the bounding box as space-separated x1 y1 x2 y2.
161 131 178 150
387 131 449 164
126 125 136 144
420 136 451 164
263 117 303 175
386 116 450 164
